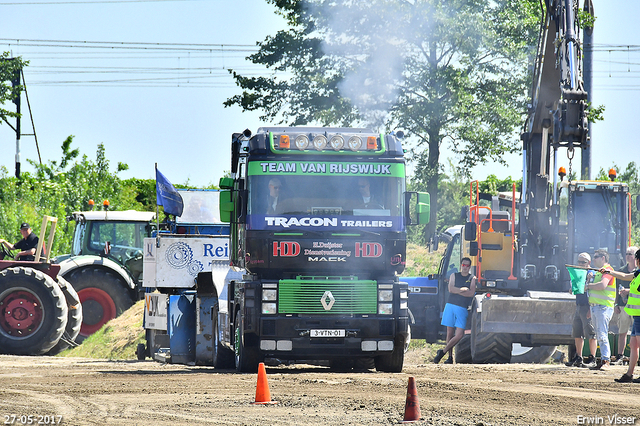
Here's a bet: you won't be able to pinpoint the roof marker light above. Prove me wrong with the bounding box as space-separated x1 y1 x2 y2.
367 136 377 150
279 135 290 149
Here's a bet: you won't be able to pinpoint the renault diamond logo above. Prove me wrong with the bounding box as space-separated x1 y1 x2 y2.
321 291 335 310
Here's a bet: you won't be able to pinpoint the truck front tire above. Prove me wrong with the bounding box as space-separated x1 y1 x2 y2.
234 310 260 373
212 302 234 369
374 336 405 372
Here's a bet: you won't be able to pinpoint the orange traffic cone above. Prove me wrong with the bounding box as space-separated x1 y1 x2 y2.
401 376 421 423
251 362 278 405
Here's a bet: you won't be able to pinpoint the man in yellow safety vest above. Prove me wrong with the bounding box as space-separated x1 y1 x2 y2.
585 249 616 370
605 249 640 383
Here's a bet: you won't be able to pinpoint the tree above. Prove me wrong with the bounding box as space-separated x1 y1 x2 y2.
0 137 150 256
0 52 28 128
226 0 538 238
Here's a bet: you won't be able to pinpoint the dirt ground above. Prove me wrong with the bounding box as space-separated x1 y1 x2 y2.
1 349 639 426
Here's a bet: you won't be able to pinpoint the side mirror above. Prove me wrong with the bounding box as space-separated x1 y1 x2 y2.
469 241 478 257
416 192 430 225
460 205 469 220
219 190 233 223
464 222 477 241
219 177 234 190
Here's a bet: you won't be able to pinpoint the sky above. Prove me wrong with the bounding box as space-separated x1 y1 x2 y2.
1 0 639 188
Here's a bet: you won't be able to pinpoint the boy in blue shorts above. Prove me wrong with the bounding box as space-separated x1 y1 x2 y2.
433 257 476 364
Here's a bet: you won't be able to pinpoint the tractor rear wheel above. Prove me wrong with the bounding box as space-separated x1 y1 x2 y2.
47 277 83 355
510 344 557 364
454 334 473 364
470 308 512 364
0 267 68 355
65 267 133 340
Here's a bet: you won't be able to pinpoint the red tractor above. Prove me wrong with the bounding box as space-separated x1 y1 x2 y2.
0 216 82 355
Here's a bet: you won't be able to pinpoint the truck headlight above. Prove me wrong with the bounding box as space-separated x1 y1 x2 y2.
262 289 277 301
262 302 277 314
378 289 393 302
378 303 393 315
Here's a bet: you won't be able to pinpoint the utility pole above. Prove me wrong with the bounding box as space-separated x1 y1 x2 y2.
12 67 21 178
582 0 594 180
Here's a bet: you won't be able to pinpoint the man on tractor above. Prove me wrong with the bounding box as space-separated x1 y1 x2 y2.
0 222 39 261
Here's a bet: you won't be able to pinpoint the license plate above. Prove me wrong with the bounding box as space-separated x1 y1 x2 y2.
310 329 345 338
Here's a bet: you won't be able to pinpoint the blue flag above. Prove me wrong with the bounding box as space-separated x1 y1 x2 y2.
156 168 184 216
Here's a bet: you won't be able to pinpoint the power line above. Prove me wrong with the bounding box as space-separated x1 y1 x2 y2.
0 0 202 4
0 38 258 51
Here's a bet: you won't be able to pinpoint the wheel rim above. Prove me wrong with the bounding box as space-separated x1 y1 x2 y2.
511 343 532 357
77 287 117 336
0 288 45 339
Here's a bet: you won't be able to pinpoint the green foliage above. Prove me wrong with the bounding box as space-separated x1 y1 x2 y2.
0 137 154 257
586 102 605 123
0 53 29 125
576 9 596 29
478 174 520 195
408 160 521 246
227 0 539 240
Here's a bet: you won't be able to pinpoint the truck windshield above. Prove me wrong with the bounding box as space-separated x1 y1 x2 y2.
177 190 221 224
246 163 405 232
86 221 147 262
573 190 625 257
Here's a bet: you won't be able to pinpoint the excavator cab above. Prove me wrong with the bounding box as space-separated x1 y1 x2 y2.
465 181 517 292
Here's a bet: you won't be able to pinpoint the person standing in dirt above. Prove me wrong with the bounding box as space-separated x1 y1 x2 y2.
586 249 616 370
565 252 598 368
433 257 476 364
0 222 39 261
604 249 640 383
610 246 638 365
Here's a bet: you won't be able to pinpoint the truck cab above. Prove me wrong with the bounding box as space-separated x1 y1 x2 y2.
218 127 429 372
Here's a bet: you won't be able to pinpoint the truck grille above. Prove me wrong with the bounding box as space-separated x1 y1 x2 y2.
278 278 377 314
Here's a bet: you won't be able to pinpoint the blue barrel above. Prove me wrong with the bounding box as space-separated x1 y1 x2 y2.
168 292 196 364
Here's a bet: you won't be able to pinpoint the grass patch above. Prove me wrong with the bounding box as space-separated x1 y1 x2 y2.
405 338 446 364
58 299 145 360
402 243 444 277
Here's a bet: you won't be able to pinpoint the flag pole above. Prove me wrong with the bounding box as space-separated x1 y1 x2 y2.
565 264 601 271
155 163 160 248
